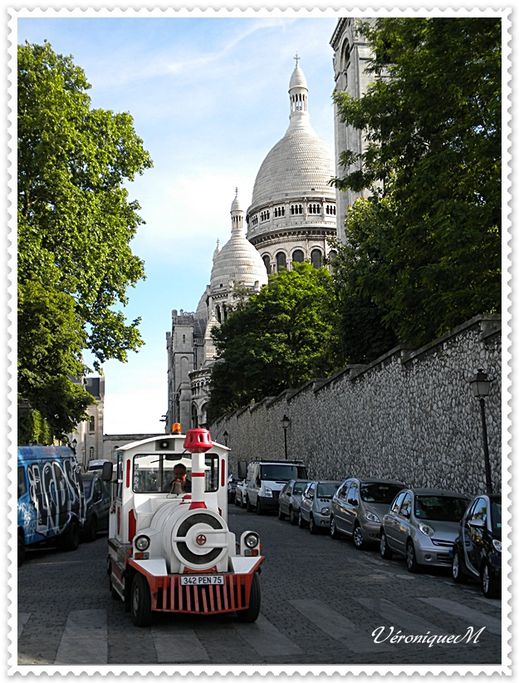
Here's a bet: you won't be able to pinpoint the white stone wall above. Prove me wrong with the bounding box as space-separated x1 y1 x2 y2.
211 316 501 497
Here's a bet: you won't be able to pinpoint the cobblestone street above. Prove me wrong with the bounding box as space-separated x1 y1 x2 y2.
17 505 502 668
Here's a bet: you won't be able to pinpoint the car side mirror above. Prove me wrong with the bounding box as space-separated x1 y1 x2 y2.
101 461 113 481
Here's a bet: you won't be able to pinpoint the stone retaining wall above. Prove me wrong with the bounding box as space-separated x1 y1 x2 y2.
211 315 501 497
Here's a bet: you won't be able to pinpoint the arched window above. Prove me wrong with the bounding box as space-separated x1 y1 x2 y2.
262 254 271 274
276 252 287 271
191 404 198 428
292 249 304 264
89 416 95 433
311 249 323 268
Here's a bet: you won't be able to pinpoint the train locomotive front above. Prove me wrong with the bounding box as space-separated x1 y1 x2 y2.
106 427 263 626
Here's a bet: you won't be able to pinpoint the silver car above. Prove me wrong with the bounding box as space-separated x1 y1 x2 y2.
299 481 341 534
330 478 405 549
234 480 247 508
380 488 470 572
278 479 309 524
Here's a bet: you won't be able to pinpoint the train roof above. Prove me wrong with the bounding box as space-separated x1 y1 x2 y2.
115 433 229 453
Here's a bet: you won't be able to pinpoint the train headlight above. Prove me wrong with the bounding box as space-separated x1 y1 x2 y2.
240 530 261 556
135 535 150 552
244 532 259 549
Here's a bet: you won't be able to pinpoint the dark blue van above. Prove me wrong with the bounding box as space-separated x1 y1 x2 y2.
18 446 86 564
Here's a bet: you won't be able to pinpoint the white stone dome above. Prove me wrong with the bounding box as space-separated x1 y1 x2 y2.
249 60 334 210
210 191 268 292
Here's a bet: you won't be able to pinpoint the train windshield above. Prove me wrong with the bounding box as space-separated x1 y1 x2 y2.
132 453 219 493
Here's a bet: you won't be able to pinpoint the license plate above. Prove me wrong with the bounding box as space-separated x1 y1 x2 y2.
180 575 224 586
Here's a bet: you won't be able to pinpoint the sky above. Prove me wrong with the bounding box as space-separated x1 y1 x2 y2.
16 13 339 434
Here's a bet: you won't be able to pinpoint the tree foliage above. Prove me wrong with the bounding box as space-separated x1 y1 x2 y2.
207 263 340 421
18 41 152 438
333 18 501 349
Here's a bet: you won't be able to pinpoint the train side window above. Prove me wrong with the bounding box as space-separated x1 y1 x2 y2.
204 453 219 493
116 452 123 499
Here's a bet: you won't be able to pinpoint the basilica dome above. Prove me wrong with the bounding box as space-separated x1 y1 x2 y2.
210 190 268 293
248 60 335 213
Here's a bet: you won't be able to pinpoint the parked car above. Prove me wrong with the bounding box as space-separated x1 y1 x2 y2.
246 460 308 514
278 479 310 524
235 480 247 508
18 446 86 564
227 474 239 504
80 471 111 541
330 478 405 549
380 488 470 572
299 481 341 534
452 494 501 598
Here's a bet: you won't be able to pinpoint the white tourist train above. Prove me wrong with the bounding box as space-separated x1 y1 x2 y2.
104 426 263 626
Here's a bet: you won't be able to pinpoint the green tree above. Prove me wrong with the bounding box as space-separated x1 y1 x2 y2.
208 263 340 421
18 41 152 438
333 18 501 348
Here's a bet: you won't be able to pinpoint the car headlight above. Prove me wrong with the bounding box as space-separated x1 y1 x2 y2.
244 532 259 549
321 507 330 515
135 535 150 551
262 487 273 497
365 511 380 523
418 523 435 537
493 539 502 552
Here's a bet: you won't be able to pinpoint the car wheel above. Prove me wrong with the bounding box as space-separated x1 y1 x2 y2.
309 515 319 535
330 516 340 540
236 573 261 623
379 531 393 559
278 506 286 520
256 498 263 515
452 548 466 583
246 496 253 512
353 523 365 550
289 507 297 525
84 516 98 543
130 572 152 627
406 540 420 573
481 561 500 599
59 519 80 551
298 511 307 528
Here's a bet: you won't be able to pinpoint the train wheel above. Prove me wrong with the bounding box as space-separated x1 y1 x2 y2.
130 573 152 627
236 574 261 623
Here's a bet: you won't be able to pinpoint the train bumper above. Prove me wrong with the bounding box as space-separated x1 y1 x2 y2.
128 556 264 615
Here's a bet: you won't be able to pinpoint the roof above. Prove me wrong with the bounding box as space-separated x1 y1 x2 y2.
248 61 334 211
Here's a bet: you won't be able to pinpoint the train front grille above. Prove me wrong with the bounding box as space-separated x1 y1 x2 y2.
153 574 253 614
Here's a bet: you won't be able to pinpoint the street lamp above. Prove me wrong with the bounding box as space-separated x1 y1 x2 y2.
223 430 229 447
469 369 493 494
281 414 290 460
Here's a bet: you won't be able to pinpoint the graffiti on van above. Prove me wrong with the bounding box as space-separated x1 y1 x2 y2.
26 459 86 537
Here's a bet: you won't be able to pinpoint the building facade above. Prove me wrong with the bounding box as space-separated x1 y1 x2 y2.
69 375 105 470
330 18 375 242
166 58 339 433
166 192 268 433
246 57 337 271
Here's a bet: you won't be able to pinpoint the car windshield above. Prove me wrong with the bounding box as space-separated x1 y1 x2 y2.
293 481 307 494
414 495 468 522
317 483 339 497
260 464 308 481
360 483 403 504
491 500 501 534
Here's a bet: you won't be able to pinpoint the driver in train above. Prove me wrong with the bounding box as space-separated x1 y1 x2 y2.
169 463 191 494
